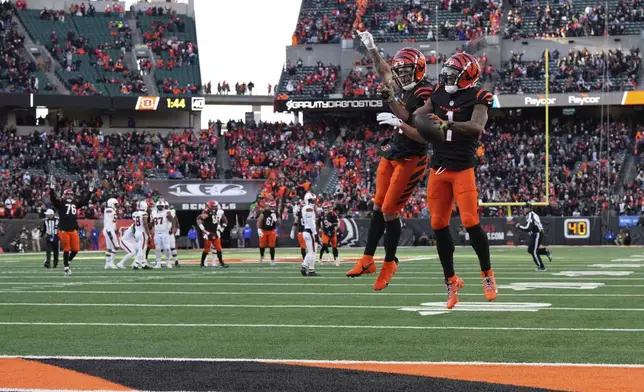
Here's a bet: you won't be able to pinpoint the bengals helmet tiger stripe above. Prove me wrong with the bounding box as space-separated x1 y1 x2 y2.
391 47 426 91
440 52 481 94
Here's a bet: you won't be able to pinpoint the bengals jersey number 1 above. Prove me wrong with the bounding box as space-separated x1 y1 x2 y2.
430 84 493 171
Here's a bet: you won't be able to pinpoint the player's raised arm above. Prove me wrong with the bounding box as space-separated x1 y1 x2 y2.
357 30 392 83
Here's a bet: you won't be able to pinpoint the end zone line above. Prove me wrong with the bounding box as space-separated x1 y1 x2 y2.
0 303 643 312
1 290 643 297
2 355 643 367
0 322 643 332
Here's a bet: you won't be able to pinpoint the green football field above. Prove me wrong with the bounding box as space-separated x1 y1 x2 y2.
1 246 643 365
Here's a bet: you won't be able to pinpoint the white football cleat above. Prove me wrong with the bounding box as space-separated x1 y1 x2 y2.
153 263 162 269
166 261 173 269
259 256 264 264
335 260 340 267
116 261 126 269
104 263 118 270
64 267 72 276
270 260 276 266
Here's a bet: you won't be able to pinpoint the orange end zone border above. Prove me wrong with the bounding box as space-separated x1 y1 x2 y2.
279 361 644 392
0 358 132 391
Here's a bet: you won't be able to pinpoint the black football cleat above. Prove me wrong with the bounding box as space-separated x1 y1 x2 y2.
307 271 319 276
44 261 50 269
219 263 229 268
546 249 553 262
175 261 180 268
301 266 307 276
142 265 152 270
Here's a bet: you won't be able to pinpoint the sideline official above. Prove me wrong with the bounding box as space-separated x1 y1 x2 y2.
43 209 60 268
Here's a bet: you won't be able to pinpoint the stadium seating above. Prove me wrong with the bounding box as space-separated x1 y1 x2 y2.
277 63 339 97
495 49 640 94
504 0 644 39
136 8 201 94
17 8 138 96
294 0 501 43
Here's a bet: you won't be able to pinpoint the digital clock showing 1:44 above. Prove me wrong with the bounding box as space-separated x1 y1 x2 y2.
564 218 590 239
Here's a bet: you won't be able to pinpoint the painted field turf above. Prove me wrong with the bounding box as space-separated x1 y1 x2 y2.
1 246 643 391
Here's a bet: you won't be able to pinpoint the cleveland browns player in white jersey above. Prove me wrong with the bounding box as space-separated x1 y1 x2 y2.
103 198 120 269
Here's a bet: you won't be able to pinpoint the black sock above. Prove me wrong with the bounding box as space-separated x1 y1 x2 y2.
364 210 385 256
384 219 401 262
46 251 51 265
217 251 223 264
69 251 78 262
145 247 151 260
63 251 70 267
319 244 328 260
260 248 265 257
467 224 491 272
269 248 275 260
332 248 338 260
201 252 207 266
300 248 306 260
435 227 455 278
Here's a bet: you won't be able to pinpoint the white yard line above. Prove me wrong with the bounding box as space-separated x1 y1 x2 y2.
1 302 644 312
2 355 644 367
3 281 644 288
1 289 644 297
0 321 642 332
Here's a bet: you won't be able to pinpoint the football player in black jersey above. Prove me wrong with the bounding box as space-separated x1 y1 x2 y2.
49 182 94 276
347 30 431 292
318 201 340 267
394 52 498 309
196 200 229 268
289 200 307 262
257 200 279 265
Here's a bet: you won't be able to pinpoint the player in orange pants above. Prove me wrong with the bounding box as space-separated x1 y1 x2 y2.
258 201 280 265
397 52 498 309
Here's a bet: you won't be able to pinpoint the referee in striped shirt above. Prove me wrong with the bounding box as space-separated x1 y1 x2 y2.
516 203 552 271
43 209 60 269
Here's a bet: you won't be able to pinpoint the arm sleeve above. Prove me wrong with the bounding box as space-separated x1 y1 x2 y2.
475 89 494 107
77 192 92 208
50 190 61 209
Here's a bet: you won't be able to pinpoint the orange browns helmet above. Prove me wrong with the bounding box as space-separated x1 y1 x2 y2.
322 201 332 211
440 52 481 94
391 47 426 91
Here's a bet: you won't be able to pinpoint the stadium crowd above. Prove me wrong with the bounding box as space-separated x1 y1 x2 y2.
1 114 642 220
495 48 640 94
0 124 223 218
505 0 644 39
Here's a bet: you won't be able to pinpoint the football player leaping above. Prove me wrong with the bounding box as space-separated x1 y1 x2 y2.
103 198 120 269
300 192 319 276
393 52 498 309
152 200 175 268
318 201 340 267
197 200 229 268
258 200 280 265
346 30 431 290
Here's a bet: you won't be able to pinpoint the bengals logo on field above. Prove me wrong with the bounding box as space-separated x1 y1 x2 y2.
135 96 160 111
